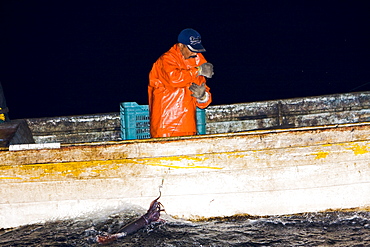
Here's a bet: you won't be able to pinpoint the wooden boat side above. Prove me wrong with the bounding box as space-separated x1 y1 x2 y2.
1 122 370 229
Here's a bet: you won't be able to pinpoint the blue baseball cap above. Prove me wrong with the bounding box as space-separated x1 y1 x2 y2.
178 28 206 53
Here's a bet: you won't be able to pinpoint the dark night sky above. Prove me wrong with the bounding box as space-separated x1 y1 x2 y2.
1 1 369 120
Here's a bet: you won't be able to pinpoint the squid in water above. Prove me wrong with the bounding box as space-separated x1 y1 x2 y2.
96 194 165 244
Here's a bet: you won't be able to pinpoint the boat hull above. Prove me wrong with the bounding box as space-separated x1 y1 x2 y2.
1 122 370 229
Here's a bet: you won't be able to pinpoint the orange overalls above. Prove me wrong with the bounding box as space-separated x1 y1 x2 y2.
148 44 212 138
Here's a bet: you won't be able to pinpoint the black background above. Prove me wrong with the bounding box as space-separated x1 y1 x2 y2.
1 1 369 119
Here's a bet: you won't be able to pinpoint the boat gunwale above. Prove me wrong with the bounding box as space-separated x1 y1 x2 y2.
5 121 369 150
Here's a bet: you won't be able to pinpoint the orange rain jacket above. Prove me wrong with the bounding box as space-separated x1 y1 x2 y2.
148 44 212 138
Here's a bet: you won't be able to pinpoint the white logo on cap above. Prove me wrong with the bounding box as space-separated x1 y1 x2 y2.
189 36 201 45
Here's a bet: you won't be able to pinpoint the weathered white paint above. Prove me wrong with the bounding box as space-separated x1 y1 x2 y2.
1 122 370 229
9 142 61 151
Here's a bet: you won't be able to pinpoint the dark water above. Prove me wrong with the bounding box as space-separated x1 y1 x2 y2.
1 210 369 246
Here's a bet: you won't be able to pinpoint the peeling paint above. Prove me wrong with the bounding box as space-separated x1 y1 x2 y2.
313 151 330 159
0 155 222 182
136 155 221 170
347 143 369 155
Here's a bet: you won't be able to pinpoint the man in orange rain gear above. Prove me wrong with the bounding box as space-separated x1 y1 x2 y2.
148 28 213 138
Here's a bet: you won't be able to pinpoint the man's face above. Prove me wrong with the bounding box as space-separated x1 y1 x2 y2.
179 43 198 59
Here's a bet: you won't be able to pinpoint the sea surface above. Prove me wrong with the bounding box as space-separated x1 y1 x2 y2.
1 209 369 246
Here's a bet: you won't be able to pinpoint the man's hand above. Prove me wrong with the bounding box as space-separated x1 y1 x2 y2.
189 83 206 100
197 63 214 78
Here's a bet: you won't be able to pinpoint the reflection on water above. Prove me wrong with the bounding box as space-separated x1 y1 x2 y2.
0 210 369 246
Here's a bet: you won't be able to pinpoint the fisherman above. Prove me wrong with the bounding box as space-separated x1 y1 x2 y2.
148 28 213 138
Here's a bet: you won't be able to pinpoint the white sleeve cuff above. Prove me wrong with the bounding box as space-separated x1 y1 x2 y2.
197 92 209 103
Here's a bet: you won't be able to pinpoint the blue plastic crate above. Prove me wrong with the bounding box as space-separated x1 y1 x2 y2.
120 102 206 140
